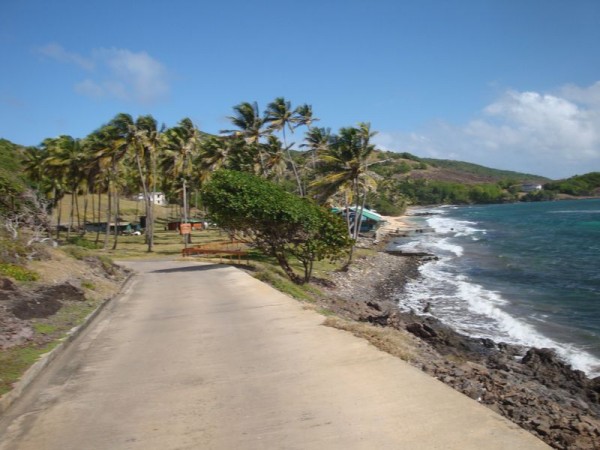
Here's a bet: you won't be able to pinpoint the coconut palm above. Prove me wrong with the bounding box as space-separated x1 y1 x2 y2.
42 135 91 239
265 97 303 195
129 114 161 252
197 135 230 182
294 103 318 130
262 135 288 182
222 102 269 175
90 115 133 249
310 123 379 263
296 104 319 170
23 141 66 238
161 117 201 219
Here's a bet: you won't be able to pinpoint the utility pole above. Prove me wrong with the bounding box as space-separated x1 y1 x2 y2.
183 179 189 247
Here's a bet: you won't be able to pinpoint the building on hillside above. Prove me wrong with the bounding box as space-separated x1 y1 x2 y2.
136 192 166 205
521 183 543 192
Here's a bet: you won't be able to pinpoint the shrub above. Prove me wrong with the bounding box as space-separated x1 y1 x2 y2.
202 170 352 284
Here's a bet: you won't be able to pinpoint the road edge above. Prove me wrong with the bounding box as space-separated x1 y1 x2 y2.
0 271 135 416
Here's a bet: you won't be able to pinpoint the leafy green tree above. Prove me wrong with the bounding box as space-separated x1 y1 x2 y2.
201 170 352 284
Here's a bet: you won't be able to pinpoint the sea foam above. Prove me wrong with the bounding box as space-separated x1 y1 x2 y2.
397 207 600 376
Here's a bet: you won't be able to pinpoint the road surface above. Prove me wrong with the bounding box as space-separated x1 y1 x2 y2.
0 260 549 449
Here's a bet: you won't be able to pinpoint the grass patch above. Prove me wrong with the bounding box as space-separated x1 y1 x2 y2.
251 261 329 303
81 280 95 290
61 245 91 260
31 322 58 334
0 300 102 396
323 316 417 363
0 263 39 281
0 342 58 396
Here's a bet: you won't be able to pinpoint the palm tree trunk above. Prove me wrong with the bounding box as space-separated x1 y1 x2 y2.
104 181 111 250
82 187 89 234
56 197 62 240
135 152 153 252
282 128 303 196
112 187 120 250
75 187 82 231
67 192 74 240
95 189 102 245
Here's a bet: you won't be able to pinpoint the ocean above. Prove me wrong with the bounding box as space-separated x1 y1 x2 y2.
389 198 600 377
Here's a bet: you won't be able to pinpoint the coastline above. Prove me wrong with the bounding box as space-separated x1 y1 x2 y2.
321 216 600 450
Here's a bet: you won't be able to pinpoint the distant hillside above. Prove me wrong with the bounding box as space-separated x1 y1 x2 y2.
367 151 549 185
421 158 550 183
0 139 28 214
545 172 600 196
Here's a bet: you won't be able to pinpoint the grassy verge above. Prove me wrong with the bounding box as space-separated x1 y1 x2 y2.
0 343 60 396
0 299 102 397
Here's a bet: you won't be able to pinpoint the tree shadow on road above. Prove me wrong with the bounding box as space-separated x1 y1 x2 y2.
151 263 253 273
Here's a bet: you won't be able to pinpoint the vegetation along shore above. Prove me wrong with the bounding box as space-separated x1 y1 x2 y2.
1 99 600 448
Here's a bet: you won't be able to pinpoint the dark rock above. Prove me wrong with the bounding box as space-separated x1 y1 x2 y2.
0 277 17 292
406 322 437 339
360 313 390 326
366 301 382 311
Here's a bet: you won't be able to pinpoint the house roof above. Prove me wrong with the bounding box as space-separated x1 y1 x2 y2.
331 207 383 222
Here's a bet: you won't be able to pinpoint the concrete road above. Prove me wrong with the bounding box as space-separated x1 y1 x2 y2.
0 260 549 449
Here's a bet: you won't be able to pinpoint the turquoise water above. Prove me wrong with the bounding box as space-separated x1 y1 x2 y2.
392 199 600 376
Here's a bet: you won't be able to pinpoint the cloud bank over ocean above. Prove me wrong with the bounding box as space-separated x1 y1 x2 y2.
375 82 600 179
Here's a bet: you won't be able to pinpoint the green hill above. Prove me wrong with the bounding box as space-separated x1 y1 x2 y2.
0 139 28 214
365 151 549 185
544 172 600 196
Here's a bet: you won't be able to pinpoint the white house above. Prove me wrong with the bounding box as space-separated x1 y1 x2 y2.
136 192 166 205
520 184 543 193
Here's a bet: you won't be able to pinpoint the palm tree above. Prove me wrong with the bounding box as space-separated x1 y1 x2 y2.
161 117 201 220
295 103 318 130
129 115 161 252
44 135 90 239
296 103 319 170
91 115 132 249
23 142 65 239
265 97 303 195
197 136 230 182
222 102 269 175
301 126 332 175
262 135 287 182
310 123 379 262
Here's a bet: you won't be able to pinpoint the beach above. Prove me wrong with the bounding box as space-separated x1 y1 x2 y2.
318 213 600 450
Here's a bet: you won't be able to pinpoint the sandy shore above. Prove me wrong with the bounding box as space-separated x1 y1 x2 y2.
318 217 600 450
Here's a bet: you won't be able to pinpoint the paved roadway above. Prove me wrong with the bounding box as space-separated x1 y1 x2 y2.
0 260 549 449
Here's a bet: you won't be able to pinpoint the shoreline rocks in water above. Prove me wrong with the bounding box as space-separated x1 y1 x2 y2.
322 239 600 450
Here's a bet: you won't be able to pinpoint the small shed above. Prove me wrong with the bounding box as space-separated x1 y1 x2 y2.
332 207 384 233
166 219 205 231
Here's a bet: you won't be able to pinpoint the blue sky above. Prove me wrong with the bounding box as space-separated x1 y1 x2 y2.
1 0 599 179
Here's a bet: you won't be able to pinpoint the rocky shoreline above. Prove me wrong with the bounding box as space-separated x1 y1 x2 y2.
321 241 600 450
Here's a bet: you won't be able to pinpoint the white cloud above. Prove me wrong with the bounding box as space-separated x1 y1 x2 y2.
374 83 600 179
38 43 95 71
74 79 104 98
37 43 170 105
560 81 600 106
